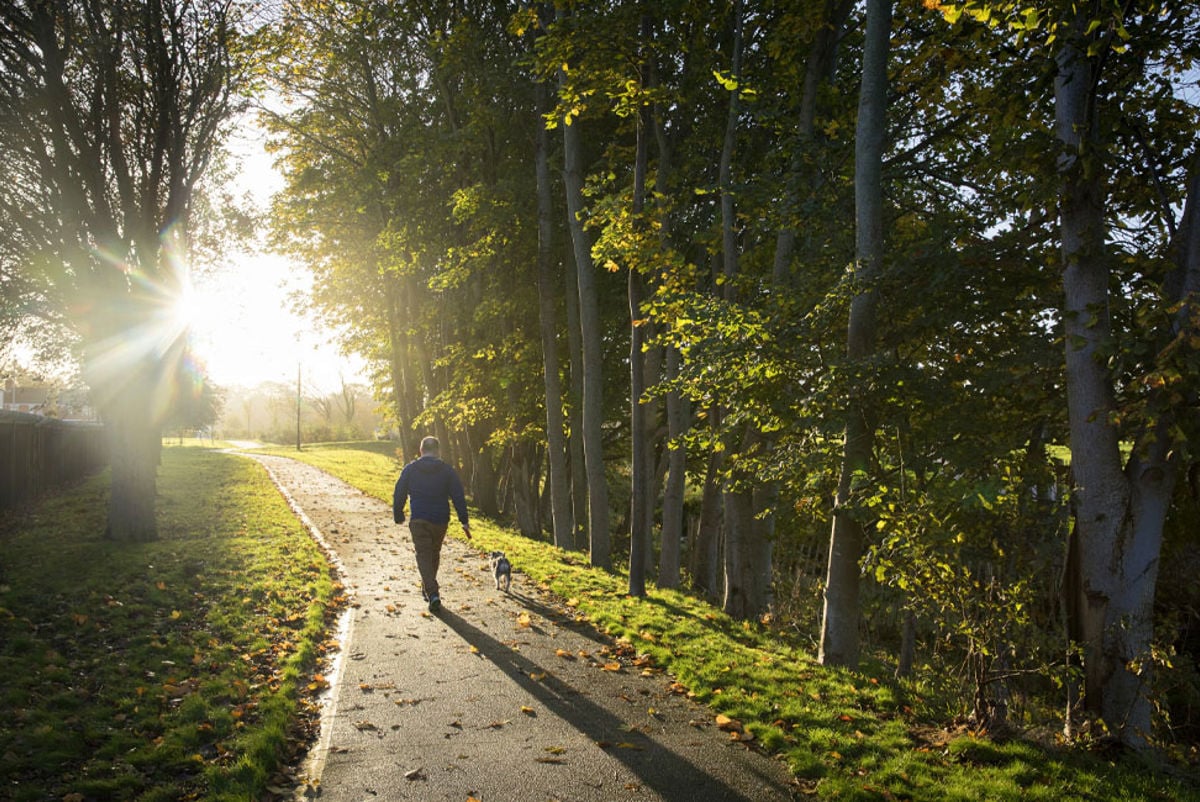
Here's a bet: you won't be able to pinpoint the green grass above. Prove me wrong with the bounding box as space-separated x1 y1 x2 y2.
261 440 1199 802
0 446 341 801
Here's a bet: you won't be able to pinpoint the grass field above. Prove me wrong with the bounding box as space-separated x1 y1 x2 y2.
0 444 341 801
258 440 1197 802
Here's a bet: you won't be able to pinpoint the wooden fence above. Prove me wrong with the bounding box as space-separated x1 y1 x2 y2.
0 411 108 512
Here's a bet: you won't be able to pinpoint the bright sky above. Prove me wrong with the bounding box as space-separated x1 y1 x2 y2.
185 119 365 395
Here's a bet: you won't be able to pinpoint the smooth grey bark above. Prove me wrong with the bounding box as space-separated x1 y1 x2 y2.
1055 20 1197 748
819 0 891 667
559 41 611 569
534 78 574 549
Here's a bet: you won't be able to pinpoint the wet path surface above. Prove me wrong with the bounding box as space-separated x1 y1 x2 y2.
244 453 800 802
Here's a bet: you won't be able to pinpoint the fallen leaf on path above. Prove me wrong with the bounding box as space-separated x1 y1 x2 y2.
521 706 536 715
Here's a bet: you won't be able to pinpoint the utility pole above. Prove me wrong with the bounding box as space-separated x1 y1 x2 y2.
296 362 302 451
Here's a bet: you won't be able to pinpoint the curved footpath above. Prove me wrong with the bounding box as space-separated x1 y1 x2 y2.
244 452 800 802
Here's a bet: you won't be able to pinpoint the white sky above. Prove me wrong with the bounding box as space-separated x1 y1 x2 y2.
187 118 366 395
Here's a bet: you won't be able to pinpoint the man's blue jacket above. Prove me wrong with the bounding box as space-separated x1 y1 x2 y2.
393 455 469 527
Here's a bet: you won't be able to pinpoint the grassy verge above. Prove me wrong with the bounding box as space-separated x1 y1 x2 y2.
257 440 1195 801
0 446 342 801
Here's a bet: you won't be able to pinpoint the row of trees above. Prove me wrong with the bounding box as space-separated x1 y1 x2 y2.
2 0 1194 754
263 0 1200 749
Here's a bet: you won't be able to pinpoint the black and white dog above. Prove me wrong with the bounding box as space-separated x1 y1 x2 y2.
489 550 512 593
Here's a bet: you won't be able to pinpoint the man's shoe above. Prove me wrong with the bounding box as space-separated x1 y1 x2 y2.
428 594 441 613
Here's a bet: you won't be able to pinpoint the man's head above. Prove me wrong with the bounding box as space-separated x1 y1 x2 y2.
420 436 440 456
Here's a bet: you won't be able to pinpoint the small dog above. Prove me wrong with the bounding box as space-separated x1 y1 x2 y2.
489 550 512 592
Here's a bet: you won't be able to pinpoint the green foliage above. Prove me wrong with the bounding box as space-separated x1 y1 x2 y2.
0 447 339 801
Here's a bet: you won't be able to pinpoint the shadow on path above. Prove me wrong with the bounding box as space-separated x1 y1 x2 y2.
438 609 792 802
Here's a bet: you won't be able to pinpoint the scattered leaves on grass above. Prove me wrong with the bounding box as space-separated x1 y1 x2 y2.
715 714 743 733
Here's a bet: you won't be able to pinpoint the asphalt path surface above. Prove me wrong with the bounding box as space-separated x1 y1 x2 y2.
244 453 801 802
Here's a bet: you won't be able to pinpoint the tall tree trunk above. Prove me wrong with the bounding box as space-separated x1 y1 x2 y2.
714 0 772 620
511 442 540 538
628 13 652 596
773 0 850 285
693 412 725 602
534 78 574 549
559 40 611 570
659 344 687 589
564 240 589 551
100 359 161 542
1056 22 1197 748
819 0 890 668
385 280 413 440
649 52 686 590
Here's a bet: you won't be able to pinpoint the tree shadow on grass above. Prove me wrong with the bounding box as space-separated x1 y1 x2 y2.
437 609 797 802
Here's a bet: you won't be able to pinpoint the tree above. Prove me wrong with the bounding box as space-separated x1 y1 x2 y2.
164 350 225 441
0 0 250 540
527 8 574 551
554 7 613 570
933 0 1200 746
818 0 892 666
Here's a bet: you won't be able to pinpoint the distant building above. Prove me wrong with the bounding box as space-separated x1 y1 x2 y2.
2 379 49 415
0 378 97 421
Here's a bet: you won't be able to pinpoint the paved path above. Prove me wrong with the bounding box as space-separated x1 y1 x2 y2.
245 453 800 802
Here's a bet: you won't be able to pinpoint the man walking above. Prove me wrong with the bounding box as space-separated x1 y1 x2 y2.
393 436 471 612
